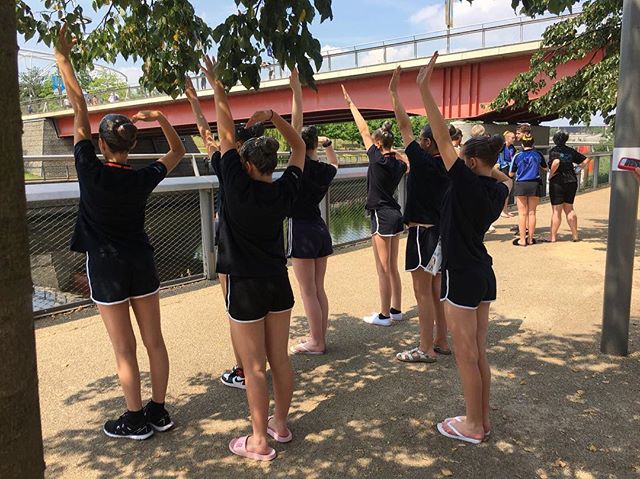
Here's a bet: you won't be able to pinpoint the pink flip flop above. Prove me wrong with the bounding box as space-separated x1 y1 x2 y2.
228 436 276 461
290 342 325 355
436 418 484 445
444 416 491 439
267 416 293 443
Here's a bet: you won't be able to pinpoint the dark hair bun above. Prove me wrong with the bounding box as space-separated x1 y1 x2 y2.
301 126 319 150
381 120 393 132
117 123 138 142
259 137 280 155
487 134 504 155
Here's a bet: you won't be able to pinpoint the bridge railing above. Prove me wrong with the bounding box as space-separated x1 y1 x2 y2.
26 150 610 316
20 13 577 116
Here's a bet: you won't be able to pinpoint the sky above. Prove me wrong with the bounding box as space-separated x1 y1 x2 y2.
17 0 591 125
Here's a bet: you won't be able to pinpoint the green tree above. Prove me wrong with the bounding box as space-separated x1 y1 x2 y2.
18 66 49 101
476 0 622 126
6 1 334 477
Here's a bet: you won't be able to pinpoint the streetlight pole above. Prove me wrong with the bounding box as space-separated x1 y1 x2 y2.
601 0 640 356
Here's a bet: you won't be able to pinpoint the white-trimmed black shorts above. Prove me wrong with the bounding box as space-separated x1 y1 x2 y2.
370 208 404 237
440 266 496 309
86 250 160 305
287 217 333 259
405 225 442 275
225 272 295 322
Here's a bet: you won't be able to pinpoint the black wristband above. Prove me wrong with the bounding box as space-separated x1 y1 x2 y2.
322 139 332 148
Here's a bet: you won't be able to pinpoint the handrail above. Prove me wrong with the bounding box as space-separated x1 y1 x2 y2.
21 12 578 115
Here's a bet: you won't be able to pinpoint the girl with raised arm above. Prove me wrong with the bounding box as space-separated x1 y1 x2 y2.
288 69 339 355
388 66 450 363
201 56 305 461
342 85 407 327
417 52 512 444
54 27 185 440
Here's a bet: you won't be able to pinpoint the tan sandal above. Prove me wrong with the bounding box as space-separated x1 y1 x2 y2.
396 347 437 363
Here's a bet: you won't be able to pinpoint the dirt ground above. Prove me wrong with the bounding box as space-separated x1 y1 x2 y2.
35 186 640 479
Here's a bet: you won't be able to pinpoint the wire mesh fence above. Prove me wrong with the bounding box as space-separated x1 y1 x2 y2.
29 189 204 315
327 176 371 245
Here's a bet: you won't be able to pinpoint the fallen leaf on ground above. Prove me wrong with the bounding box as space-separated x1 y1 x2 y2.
441 468 453 477
553 458 568 468
587 444 598 452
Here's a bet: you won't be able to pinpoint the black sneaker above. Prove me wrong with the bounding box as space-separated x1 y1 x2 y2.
103 413 154 440
143 402 174 432
220 365 246 390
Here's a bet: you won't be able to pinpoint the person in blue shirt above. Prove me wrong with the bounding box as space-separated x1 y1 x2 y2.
509 134 547 246
496 130 516 217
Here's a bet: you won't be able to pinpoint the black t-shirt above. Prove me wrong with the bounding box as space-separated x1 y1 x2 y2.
70 140 167 257
365 145 407 211
213 149 302 277
548 145 586 184
440 159 509 270
211 151 223 214
289 156 338 220
403 141 450 226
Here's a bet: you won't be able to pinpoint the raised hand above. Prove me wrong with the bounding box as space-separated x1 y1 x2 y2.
417 51 439 88
54 24 76 58
246 110 273 128
184 76 198 101
341 84 352 105
200 55 218 83
389 65 402 92
132 110 162 123
289 67 301 91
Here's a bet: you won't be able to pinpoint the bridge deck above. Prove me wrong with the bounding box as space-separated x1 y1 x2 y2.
36 186 640 479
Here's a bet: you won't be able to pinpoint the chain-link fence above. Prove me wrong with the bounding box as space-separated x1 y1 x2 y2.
28 152 612 316
28 185 207 315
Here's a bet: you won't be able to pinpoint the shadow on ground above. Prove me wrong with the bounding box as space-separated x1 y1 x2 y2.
44 312 640 479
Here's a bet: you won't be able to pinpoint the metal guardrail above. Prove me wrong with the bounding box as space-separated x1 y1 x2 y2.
26 150 610 316
20 13 577 116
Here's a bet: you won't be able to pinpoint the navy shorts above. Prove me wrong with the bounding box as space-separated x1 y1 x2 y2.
225 272 295 322
440 266 496 309
287 217 333 259
86 250 160 305
405 225 442 275
370 208 404 236
513 180 543 197
549 181 578 205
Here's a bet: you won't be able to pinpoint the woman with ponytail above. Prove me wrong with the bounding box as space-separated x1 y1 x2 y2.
202 55 305 461
417 52 512 445
54 27 185 439
342 85 408 327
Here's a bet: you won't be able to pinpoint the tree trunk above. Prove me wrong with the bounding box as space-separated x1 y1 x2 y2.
0 1 45 478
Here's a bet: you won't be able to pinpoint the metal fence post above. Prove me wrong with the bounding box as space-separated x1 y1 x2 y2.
593 155 600 188
190 154 200 177
199 188 216 279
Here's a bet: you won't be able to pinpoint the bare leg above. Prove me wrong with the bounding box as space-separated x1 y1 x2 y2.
130 293 169 404
220 273 242 368
389 235 402 312
442 302 484 438
563 203 579 240
411 269 436 357
314 256 330 341
476 302 491 433
372 234 392 316
550 204 563 242
292 258 324 352
527 196 539 244
98 302 142 411
264 310 294 437
229 319 271 455
432 274 449 350
515 196 528 246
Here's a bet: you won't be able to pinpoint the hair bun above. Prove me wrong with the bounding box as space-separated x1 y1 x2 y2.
258 136 280 155
117 123 138 142
487 134 505 155
381 120 393 132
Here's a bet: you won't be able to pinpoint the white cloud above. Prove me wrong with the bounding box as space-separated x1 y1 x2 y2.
115 66 144 85
411 0 522 31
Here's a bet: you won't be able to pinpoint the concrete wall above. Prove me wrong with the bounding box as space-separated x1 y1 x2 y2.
22 118 74 156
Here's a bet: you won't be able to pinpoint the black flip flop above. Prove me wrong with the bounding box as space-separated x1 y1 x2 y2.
434 345 452 355
512 238 527 247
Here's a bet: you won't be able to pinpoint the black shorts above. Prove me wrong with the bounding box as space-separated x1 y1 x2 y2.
549 181 578 205
287 217 333 259
214 216 221 247
405 225 442 275
440 266 496 309
370 208 404 237
513 180 543 197
86 250 160 305
225 272 295 322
